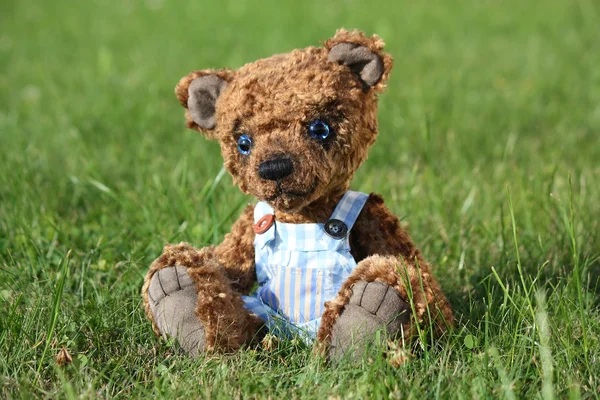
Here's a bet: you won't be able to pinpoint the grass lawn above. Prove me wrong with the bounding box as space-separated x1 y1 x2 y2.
1 0 599 398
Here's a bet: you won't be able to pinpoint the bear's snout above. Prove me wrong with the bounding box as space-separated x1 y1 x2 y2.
258 156 294 181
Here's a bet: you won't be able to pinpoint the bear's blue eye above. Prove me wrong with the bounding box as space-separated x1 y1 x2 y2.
308 120 331 141
237 134 252 155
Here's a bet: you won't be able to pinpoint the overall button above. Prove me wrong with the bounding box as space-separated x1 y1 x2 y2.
324 219 348 239
254 214 275 234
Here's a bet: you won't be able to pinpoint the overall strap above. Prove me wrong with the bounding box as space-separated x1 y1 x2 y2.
253 201 275 248
254 201 274 223
324 191 369 239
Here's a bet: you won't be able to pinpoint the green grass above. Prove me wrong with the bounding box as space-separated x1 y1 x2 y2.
1 0 599 398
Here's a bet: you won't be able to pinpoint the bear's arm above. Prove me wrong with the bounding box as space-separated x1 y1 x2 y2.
350 193 422 264
214 204 257 294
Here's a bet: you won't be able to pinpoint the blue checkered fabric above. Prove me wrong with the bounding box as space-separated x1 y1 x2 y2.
242 190 369 339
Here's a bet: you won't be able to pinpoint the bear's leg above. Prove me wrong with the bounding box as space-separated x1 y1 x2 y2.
318 255 453 361
142 243 264 356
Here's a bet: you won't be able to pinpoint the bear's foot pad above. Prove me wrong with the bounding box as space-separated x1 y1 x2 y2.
148 266 205 357
328 280 409 361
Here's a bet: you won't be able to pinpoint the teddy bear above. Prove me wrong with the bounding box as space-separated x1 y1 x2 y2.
141 29 454 360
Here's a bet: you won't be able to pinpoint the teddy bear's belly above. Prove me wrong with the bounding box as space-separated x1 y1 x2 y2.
244 249 357 337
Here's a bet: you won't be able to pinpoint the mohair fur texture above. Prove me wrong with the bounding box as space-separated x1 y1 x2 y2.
142 29 453 357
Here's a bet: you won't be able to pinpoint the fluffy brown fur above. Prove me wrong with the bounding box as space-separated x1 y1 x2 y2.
142 28 453 356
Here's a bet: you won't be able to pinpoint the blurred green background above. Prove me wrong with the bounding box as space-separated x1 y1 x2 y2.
1 0 599 397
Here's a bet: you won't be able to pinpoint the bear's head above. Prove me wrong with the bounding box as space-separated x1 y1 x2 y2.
175 29 393 215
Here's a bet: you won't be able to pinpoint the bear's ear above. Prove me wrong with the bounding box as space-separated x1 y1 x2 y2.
326 29 393 92
175 69 234 137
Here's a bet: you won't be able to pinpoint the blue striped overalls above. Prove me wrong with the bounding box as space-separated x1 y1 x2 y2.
242 191 369 339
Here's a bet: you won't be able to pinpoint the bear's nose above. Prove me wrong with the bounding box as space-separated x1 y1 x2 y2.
258 156 294 181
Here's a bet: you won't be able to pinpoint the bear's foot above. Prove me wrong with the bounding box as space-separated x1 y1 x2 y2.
148 266 205 357
328 281 410 361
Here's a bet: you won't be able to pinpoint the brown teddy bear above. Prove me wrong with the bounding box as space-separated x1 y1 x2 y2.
142 29 454 360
